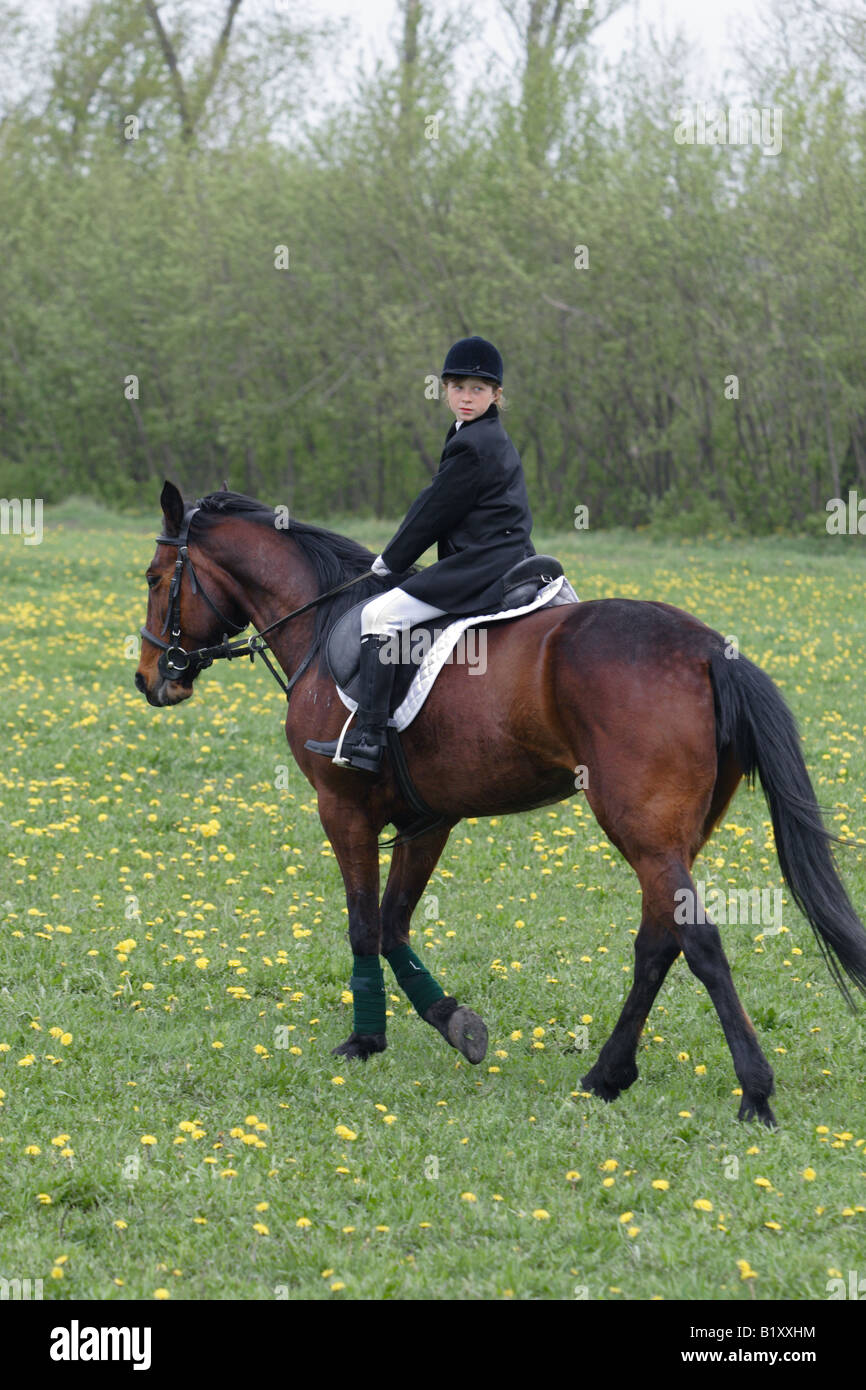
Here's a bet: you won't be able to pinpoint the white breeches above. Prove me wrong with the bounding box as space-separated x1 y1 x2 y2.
360 587 447 637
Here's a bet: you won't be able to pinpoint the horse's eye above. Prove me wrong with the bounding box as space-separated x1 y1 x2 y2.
146 573 160 589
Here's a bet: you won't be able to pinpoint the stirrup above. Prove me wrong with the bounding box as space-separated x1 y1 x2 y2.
305 711 387 773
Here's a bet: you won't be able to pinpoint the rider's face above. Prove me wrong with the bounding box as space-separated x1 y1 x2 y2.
445 377 500 423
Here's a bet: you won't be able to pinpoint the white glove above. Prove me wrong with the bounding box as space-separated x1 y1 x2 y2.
371 554 390 577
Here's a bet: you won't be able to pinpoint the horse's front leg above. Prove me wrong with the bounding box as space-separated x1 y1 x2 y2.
318 799 387 1061
380 824 488 1064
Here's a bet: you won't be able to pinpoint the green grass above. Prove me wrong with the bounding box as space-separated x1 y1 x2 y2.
1 511 865 1301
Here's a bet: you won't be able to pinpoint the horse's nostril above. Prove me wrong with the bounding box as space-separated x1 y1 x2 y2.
134 672 146 693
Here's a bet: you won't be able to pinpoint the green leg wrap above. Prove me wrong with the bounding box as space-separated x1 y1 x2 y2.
385 942 445 1017
350 954 386 1035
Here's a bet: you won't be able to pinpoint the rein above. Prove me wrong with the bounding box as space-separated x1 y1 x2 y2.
139 506 375 702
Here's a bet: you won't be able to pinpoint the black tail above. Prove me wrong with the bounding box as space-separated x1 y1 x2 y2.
709 646 866 1009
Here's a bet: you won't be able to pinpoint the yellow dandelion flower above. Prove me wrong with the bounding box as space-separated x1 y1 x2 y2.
652 1180 670 1191
802 1167 816 1181
140 1135 157 1146
532 1209 550 1220
460 1192 477 1202
296 1216 312 1228
693 1199 713 1212
153 1289 170 1300
334 1125 357 1141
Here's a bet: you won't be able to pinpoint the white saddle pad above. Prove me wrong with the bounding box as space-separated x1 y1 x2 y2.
336 574 579 732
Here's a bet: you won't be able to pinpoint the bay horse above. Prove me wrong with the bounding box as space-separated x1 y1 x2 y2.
135 482 866 1126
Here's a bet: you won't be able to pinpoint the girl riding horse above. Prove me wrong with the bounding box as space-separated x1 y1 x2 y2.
306 335 535 773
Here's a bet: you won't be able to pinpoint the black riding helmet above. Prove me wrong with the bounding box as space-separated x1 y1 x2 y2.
441 336 503 384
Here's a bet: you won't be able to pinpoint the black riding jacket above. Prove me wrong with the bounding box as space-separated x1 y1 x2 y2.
380 403 535 614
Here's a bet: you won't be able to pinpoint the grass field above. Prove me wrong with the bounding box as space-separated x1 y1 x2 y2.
1 502 865 1302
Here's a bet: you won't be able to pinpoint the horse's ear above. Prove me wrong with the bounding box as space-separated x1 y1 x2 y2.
160 480 185 536
221 479 229 492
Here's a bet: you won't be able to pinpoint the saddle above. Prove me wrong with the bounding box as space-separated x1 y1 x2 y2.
326 554 564 709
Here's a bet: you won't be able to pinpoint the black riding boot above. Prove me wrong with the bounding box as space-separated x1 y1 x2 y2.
305 633 396 773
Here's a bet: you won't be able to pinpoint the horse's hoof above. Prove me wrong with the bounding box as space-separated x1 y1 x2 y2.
738 1096 777 1128
581 1059 638 1102
332 1032 387 1061
582 1075 621 1103
447 1006 488 1064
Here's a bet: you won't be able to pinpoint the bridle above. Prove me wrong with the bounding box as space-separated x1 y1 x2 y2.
139 505 375 701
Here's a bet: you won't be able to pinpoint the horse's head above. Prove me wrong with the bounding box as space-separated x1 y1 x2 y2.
135 480 249 707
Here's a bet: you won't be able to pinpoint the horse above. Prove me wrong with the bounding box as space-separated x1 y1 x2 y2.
135 481 866 1126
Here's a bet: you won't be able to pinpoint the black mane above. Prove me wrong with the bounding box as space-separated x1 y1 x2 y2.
190 491 415 670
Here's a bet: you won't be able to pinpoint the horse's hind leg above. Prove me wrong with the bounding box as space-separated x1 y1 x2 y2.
581 895 681 1101
675 896 776 1125
584 851 776 1125
380 822 488 1064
